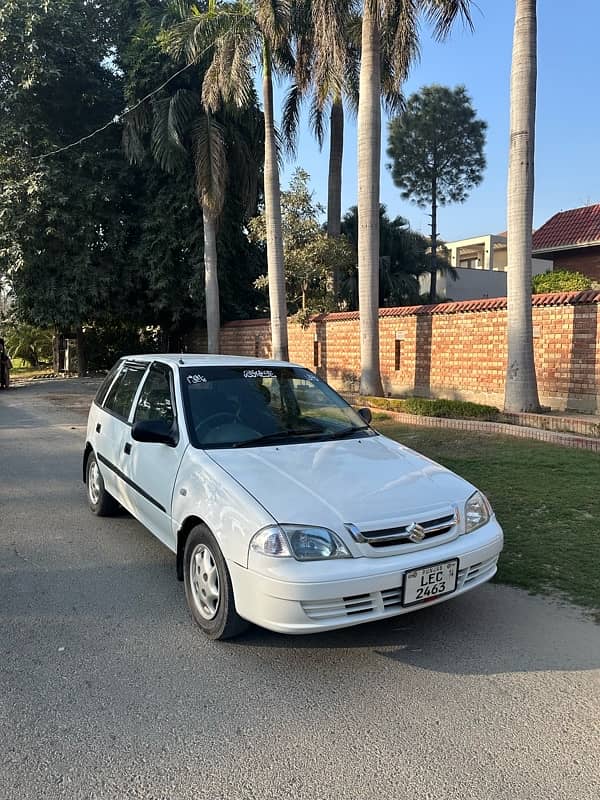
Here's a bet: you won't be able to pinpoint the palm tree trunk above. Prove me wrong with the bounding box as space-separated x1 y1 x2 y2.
504 0 540 412
203 206 220 354
327 96 344 296
262 43 289 362
357 1 383 396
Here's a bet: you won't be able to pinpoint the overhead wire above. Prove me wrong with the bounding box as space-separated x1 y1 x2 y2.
34 42 213 162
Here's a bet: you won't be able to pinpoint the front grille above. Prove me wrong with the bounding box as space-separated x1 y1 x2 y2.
358 512 457 548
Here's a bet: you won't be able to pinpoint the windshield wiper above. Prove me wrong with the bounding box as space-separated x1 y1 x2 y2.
232 428 324 448
327 424 370 440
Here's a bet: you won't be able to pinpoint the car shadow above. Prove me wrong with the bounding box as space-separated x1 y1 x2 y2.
233 583 600 676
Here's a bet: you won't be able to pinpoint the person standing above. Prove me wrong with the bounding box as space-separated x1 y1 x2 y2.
0 338 12 389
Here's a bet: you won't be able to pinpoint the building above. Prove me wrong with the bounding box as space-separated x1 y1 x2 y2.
532 203 600 281
422 233 552 302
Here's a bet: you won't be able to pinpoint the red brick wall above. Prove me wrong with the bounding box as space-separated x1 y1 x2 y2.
548 246 600 282
190 291 600 412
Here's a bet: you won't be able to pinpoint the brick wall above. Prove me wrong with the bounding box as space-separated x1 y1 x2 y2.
190 290 600 413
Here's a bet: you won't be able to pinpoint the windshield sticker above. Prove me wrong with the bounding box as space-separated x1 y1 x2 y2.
243 369 275 379
186 374 207 384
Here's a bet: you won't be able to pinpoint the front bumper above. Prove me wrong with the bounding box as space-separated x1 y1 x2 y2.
229 519 503 634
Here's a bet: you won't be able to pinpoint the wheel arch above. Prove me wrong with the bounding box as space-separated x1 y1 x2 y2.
176 515 205 581
83 443 93 483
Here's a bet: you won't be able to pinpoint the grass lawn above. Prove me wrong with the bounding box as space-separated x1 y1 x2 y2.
10 364 53 379
373 416 600 614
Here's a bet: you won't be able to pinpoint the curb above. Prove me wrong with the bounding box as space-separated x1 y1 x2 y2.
368 408 600 452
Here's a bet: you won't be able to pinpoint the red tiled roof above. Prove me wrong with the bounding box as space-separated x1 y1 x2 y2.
223 290 600 327
533 203 600 251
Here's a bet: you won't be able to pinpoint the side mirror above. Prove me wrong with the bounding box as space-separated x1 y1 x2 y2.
131 420 178 446
357 407 372 424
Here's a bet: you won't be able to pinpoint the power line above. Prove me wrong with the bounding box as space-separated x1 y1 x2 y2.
35 60 198 161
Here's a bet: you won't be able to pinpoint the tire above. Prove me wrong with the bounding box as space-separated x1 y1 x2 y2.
183 524 249 640
86 453 120 517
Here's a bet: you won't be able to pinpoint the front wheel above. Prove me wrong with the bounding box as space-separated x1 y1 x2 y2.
183 524 248 640
86 453 119 516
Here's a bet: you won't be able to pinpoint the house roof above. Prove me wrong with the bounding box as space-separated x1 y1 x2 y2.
533 203 600 252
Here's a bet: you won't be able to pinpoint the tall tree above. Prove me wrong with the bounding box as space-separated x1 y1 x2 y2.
284 3 401 298
387 84 486 301
504 0 541 412
0 0 136 373
249 168 354 323
356 0 472 396
169 0 293 361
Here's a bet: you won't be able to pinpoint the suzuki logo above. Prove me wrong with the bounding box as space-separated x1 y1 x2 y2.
406 522 426 543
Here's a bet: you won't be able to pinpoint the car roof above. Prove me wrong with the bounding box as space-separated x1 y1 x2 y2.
119 354 301 369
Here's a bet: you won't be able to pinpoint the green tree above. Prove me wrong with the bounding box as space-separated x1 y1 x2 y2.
0 0 140 372
124 6 263 354
340 204 454 308
250 169 354 324
2 322 53 368
168 0 294 361
505 0 540 412
357 1 472 396
387 84 486 302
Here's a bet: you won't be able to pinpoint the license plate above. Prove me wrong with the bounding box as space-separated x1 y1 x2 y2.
402 559 458 606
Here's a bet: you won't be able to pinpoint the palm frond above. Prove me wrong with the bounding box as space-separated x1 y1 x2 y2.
281 82 303 155
192 112 227 215
256 0 292 51
423 0 474 41
122 103 152 165
150 94 188 173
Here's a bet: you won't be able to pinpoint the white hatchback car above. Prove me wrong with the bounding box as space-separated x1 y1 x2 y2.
84 355 503 639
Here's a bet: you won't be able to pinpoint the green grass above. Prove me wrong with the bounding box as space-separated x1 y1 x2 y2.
11 365 53 379
374 420 600 613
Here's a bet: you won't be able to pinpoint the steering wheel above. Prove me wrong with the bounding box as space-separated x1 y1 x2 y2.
194 411 237 441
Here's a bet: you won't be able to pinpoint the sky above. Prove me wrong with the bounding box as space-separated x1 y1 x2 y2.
272 1 600 242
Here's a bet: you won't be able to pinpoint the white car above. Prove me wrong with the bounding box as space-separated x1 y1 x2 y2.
84 354 503 639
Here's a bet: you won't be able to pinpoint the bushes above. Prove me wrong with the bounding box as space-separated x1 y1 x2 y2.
359 395 500 420
532 270 592 294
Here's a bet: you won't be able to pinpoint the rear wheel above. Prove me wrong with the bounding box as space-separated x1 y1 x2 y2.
86 453 119 516
184 524 248 640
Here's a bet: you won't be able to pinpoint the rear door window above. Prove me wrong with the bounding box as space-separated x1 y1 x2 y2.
103 362 147 421
134 363 175 426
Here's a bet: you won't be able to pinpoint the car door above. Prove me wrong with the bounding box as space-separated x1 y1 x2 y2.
95 360 148 508
122 361 185 552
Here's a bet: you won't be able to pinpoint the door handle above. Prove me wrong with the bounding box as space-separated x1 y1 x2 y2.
124 442 132 455
96 423 101 433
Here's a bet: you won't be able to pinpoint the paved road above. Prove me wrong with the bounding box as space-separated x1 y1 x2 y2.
1 379 599 800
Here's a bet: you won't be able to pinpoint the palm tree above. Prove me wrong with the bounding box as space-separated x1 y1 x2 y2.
504 0 541 412
356 0 472 396
125 89 261 354
169 0 293 361
340 205 457 308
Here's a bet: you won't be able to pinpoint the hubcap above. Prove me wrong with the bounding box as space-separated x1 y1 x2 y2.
189 544 220 620
88 460 101 505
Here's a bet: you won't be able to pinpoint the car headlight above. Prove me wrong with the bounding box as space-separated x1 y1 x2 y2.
250 524 352 561
464 491 491 533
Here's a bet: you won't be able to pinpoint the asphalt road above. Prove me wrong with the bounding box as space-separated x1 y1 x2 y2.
1 379 599 800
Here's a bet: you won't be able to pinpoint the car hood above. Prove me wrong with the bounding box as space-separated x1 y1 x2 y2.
207 434 474 529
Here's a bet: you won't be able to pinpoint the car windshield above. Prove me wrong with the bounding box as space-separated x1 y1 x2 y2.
180 365 374 449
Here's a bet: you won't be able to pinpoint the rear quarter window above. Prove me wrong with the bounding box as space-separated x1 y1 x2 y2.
103 362 147 421
94 361 122 406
